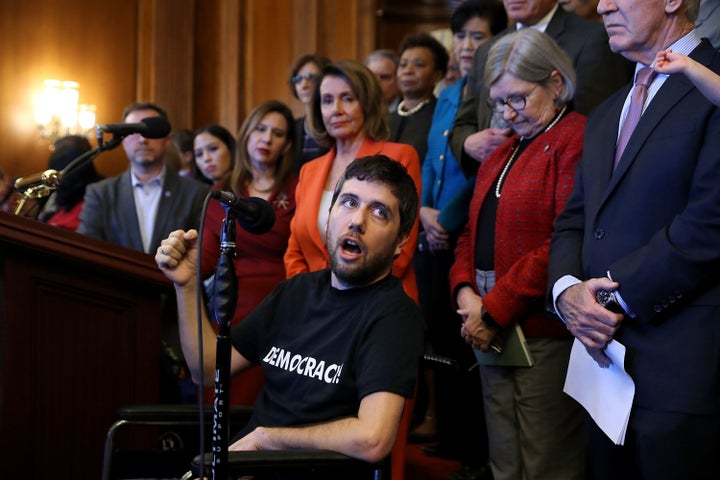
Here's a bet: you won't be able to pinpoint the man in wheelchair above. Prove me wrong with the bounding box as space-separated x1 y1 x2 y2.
155 155 424 469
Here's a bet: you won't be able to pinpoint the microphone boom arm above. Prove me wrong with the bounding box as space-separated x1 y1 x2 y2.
10 137 122 216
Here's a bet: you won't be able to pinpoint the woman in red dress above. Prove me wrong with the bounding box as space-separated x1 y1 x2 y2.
200 100 298 405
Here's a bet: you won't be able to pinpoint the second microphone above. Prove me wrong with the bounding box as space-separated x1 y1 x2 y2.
210 190 276 235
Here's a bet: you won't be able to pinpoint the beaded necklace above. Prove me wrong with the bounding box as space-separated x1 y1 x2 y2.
495 105 568 198
396 98 430 117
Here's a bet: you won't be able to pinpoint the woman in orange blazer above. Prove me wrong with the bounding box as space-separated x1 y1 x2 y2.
284 60 422 302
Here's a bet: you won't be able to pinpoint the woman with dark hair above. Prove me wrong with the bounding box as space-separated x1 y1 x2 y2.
288 53 332 172
40 134 103 230
390 32 449 163
170 128 197 179
285 60 422 302
200 100 298 406
416 1 507 474
193 124 236 186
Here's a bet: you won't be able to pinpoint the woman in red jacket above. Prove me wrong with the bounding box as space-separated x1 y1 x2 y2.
284 60 422 302
449 29 587 480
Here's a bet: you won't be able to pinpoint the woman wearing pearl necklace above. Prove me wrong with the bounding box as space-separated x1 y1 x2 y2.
389 33 449 165
450 29 588 480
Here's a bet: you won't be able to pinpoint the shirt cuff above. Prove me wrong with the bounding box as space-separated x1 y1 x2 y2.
606 270 636 318
552 275 582 324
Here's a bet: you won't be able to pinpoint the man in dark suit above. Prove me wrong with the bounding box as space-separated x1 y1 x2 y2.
78 102 208 254
548 0 720 478
450 0 632 174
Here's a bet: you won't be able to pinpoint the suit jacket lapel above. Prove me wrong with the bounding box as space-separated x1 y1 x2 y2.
544 5 566 39
151 170 178 251
609 75 694 186
591 41 715 226
119 170 144 251
607 42 714 196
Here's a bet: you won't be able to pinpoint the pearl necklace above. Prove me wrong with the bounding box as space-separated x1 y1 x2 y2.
396 98 430 117
495 105 568 198
495 143 521 198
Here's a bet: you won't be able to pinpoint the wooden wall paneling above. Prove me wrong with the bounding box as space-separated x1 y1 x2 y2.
192 0 245 132
0 0 139 179
136 0 158 110
136 0 195 132
287 0 323 118
217 0 244 132
321 0 360 62
317 0 378 64
291 0 321 56
242 0 299 119
375 0 456 52
191 0 221 129
0 0 382 180
357 0 380 62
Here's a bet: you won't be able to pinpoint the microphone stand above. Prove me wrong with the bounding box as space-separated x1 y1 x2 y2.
63 135 122 177
210 206 238 480
12 170 62 215
12 135 123 215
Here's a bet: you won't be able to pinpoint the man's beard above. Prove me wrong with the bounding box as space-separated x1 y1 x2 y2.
328 235 396 288
133 153 159 165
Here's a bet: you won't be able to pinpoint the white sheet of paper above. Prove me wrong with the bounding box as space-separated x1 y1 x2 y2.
563 338 635 445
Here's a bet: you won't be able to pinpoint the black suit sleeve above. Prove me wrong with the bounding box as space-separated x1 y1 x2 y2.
77 181 105 239
568 22 633 115
449 39 496 176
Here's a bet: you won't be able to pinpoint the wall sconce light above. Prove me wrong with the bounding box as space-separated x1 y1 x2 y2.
33 79 96 148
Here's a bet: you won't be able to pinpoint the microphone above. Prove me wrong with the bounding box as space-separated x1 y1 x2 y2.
95 116 171 139
210 190 275 235
14 169 62 190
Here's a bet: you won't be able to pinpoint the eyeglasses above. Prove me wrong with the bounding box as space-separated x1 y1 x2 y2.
486 85 538 113
291 73 319 84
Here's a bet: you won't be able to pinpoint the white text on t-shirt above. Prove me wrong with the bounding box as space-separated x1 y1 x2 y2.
262 346 344 384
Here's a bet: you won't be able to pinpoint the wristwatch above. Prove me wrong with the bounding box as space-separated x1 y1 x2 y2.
596 289 625 314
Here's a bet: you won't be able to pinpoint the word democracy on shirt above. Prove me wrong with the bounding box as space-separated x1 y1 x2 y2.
262 346 344 384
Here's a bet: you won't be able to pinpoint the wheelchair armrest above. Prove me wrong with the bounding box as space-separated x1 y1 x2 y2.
116 404 254 424
191 450 383 476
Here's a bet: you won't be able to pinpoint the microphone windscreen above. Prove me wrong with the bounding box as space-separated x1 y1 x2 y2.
141 116 172 139
238 197 276 235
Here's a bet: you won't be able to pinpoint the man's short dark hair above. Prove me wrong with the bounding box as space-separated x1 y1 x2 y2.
122 101 168 121
331 155 418 239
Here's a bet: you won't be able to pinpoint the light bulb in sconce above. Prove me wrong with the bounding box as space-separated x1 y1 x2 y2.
78 104 97 130
33 79 96 147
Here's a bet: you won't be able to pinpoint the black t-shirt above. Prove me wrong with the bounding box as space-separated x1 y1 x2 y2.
231 269 424 438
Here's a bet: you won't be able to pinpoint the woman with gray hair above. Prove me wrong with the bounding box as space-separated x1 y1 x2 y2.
449 28 587 480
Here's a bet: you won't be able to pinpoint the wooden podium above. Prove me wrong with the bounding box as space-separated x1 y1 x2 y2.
0 211 174 478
